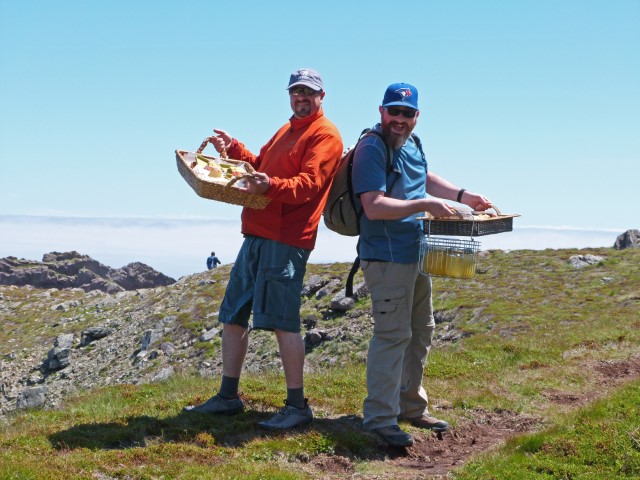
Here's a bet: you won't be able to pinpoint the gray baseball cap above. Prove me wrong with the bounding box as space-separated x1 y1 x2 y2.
287 68 324 91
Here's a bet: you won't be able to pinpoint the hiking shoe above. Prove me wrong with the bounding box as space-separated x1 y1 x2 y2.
404 414 449 432
371 425 414 447
183 393 245 415
258 400 313 430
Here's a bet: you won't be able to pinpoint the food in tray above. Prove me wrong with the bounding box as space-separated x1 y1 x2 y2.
190 154 250 186
460 210 495 219
433 210 497 221
469 213 493 220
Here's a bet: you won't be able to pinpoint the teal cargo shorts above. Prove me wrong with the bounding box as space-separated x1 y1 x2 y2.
218 235 311 333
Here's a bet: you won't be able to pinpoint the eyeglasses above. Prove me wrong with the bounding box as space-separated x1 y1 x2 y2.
289 86 320 97
385 107 417 118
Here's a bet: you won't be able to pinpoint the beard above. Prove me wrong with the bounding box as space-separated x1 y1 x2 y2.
381 122 413 149
293 103 311 118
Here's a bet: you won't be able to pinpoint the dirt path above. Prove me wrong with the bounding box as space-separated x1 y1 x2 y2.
304 357 640 479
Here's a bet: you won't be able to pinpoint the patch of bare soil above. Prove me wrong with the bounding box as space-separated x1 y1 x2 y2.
591 357 640 382
394 409 543 478
543 356 640 407
305 356 640 480
299 409 542 480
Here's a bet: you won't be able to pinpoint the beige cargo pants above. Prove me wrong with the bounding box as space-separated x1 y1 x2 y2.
361 260 436 431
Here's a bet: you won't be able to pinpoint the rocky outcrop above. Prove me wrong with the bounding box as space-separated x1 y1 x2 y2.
614 229 640 250
0 251 175 293
568 254 605 268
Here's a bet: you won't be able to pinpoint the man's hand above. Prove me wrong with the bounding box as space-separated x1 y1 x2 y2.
236 172 271 195
462 192 493 212
204 129 233 154
425 198 459 218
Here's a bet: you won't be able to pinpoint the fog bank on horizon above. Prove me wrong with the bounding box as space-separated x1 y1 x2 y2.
0 215 630 280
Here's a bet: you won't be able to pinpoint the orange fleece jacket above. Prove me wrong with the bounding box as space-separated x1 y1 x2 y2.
226 108 343 250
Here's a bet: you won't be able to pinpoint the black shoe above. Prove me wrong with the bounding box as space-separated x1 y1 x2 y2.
258 399 313 430
404 414 449 432
183 393 245 415
371 425 414 447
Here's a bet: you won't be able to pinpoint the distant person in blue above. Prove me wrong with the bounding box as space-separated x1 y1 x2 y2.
206 252 221 270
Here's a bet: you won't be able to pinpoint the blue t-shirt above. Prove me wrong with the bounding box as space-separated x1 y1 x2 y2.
351 125 427 263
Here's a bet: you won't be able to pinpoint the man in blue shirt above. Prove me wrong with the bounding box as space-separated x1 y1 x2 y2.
352 82 493 447
206 252 221 270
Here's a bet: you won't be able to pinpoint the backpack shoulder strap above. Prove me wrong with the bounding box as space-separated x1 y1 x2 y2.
411 133 427 169
345 129 390 298
360 129 393 175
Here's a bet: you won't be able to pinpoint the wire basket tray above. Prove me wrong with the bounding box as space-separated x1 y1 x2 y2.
424 217 514 236
419 236 480 279
418 206 519 237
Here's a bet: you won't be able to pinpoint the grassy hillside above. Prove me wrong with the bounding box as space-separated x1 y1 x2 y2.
0 247 639 479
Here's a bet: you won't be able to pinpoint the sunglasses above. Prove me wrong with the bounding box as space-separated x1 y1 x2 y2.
385 107 417 118
289 86 320 97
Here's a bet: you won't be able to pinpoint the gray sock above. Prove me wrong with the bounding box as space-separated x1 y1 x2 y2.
219 375 239 399
286 387 306 409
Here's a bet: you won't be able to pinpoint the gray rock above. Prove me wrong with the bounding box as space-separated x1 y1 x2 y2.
199 328 219 342
302 274 329 296
305 329 326 346
160 342 176 356
26 374 44 386
16 386 48 410
0 251 175 292
434 308 461 324
80 326 115 346
330 293 355 312
141 330 162 351
316 279 341 299
152 367 174 382
54 333 74 349
614 229 640 250
52 300 80 312
329 282 368 312
352 282 369 299
568 254 604 269
47 347 71 370
134 350 148 365
109 262 176 290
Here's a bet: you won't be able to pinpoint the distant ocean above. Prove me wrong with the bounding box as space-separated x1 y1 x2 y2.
0 215 626 280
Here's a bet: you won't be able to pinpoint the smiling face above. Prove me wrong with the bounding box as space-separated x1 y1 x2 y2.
379 105 420 149
289 86 325 119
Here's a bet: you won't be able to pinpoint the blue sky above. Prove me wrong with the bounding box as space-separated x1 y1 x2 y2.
1 1 638 277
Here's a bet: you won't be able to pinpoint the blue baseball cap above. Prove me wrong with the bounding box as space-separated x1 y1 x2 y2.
381 83 419 110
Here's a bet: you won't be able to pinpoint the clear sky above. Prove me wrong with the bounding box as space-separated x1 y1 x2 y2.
1 1 638 278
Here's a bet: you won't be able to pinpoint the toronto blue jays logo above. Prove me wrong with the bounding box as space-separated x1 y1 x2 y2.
395 88 412 99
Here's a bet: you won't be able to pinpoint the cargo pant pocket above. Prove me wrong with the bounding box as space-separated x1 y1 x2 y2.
370 287 411 338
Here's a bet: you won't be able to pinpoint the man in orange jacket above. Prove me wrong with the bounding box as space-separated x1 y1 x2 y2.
184 68 343 430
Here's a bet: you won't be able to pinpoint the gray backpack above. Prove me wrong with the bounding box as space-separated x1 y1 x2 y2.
323 129 387 236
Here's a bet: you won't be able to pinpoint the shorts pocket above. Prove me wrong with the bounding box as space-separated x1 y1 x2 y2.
256 269 302 331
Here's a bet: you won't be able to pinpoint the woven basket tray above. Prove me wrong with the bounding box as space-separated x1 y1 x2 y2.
176 149 271 210
418 206 519 237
